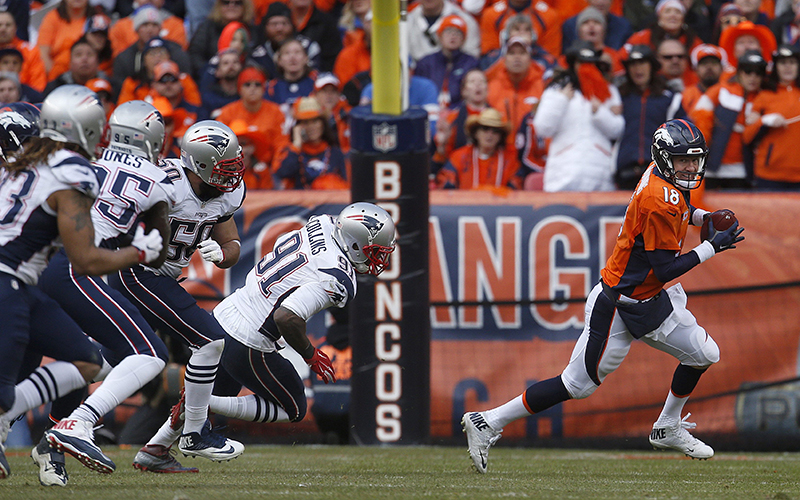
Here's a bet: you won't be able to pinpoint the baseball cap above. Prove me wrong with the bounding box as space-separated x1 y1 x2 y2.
690 44 725 69
503 36 532 54
134 5 162 31
142 37 168 57
85 78 113 95
85 14 110 33
153 60 180 82
314 72 340 90
737 49 768 74
437 15 467 37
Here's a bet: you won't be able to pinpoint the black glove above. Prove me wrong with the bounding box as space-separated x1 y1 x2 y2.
706 217 745 253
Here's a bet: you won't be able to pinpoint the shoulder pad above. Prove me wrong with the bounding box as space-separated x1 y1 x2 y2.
50 153 100 198
319 267 355 306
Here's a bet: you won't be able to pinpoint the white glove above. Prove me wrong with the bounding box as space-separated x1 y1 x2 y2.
761 113 786 127
197 239 224 263
132 224 163 264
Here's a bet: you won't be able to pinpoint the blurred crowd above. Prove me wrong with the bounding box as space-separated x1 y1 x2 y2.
3 0 800 192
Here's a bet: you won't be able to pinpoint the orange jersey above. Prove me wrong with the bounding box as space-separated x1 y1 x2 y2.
601 164 692 300
117 74 201 107
215 99 288 166
332 30 370 90
487 63 545 133
437 143 521 190
742 84 800 183
37 10 87 81
480 1 563 56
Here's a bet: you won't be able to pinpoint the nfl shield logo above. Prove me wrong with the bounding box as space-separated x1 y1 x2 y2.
372 122 397 153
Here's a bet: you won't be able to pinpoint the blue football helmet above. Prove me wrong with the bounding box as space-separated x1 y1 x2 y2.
0 102 40 163
651 119 708 190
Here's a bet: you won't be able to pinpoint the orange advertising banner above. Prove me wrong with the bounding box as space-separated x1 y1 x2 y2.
180 190 800 442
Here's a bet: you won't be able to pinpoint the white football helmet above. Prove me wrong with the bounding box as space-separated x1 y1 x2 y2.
40 84 106 159
180 120 244 192
333 202 396 276
106 100 166 163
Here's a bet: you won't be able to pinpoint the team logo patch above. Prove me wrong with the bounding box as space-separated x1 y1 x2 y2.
190 133 230 156
347 214 384 239
372 122 397 153
0 111 29 129
654 128 675 146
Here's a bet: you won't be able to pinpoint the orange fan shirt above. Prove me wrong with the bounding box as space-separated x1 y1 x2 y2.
601 164 691 300
37 10 88 81
215 99 288 167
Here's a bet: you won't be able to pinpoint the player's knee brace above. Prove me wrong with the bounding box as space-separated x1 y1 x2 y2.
698 336 720 366
561 374 599 400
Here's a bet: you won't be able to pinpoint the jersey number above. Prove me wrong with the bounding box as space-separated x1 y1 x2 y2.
93 165 154 229
168 218 216 262
255 232 308 299
662 187 681 205
0 170 36 225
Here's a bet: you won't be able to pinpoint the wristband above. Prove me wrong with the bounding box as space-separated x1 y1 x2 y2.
137 248 147 263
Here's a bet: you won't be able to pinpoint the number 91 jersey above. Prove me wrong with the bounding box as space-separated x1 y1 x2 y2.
601 164 691 300
217 214 357 353
155 158 245 279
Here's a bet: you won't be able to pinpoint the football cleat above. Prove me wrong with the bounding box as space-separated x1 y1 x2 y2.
0 418 11 479
179 420 244 462
649 413 714 460
133 444 199 473
45 419 116 473
31 435 68 486
169 388 186 432
462 412 502 474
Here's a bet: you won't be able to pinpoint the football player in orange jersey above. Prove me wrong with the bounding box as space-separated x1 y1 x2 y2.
462 119 745 473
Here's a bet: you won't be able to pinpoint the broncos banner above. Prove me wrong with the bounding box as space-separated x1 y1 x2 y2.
181 190 800 443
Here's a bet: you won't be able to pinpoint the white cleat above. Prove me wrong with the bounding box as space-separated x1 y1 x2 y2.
31 436 68 486
178 420 244 462
649 413 714 460
0 418 11 479
462 412 502 473
46 419 116 473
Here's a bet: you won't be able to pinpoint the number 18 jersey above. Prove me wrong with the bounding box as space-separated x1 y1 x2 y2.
217 215 357 353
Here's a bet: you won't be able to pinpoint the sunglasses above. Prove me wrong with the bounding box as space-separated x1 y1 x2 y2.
659 54 686 61
241 81 263 87
158 74 179 83
221 0 243 5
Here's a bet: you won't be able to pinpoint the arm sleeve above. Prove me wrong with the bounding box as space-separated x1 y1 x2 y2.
646 247 701 283
532 87 569 138
591 87 624 140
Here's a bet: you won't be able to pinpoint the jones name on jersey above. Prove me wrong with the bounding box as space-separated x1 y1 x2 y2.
216 214 356 353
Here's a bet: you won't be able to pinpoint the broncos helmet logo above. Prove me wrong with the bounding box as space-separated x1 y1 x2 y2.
653 127 676 147
189 133 230 156
347 214 385 240
0 111 32 129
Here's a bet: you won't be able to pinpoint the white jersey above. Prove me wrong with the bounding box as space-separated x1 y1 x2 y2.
92 147 178 247
154 158 245 279
214 215 357 353
0 149 100 285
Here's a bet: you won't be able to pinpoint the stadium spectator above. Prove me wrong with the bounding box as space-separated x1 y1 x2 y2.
189 0 256 79
513 108 548 190
414 15 478 108
479 0 562 57
0 47 41 102
266 38 316 107
338 0 371 43
683 44 726 113
486 36 545 140
0 0 30 42
770 0 800 45
287 0 341 72
479 15 557 83
656 38 695 92
561 0 633 52
0 10 45 92
615 45 687 190
743 44 800 190
463 119 743 474
229 118 275 189
216 66 288 171
197 21 260 95
736 0 772 26
274 96 348 189
692 49 767 189
406 0 479 62
85 77 115 118
332 9 371 93
201 48 242 117
312 72 350 153
44 37 107 97
433 68 489 167
109 1 188 58
712 3 746 44
118 38 201 106
251 2 321 78
718 20 777 77
0 71 21 103
436 107 522 191
112 14 192 97
186 0 216 38
681 0 714 43
534 41 623 192
569 6 624 77
623 0 702 58
37 0 93 81
83 14 113 76
147 60 205 155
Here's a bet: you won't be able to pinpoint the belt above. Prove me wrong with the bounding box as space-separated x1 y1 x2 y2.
600 280 658 305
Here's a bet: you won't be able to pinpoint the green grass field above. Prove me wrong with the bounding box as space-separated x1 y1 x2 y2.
2 445 800 499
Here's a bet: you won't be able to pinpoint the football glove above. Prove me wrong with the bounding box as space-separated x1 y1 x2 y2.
705 217 745 253
307 348 336 384
132 223 163 264
197 239 224 263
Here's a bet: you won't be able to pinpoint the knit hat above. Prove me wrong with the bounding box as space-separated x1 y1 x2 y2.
133 6 162 31
264 1 291 22
576 7 606 31
655 0 686 16
437 15 467 37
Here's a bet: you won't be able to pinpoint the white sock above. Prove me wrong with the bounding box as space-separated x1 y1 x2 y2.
183 340 223 434
209 394 291 423
656 391 689 426
70 354 165 424
147 417 182 448
484 395 529 431
2 362 87 422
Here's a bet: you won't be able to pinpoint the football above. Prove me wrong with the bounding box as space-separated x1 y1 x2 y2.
700 209 737 242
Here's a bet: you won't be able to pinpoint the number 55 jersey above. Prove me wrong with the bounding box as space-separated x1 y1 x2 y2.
215 214 357 353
